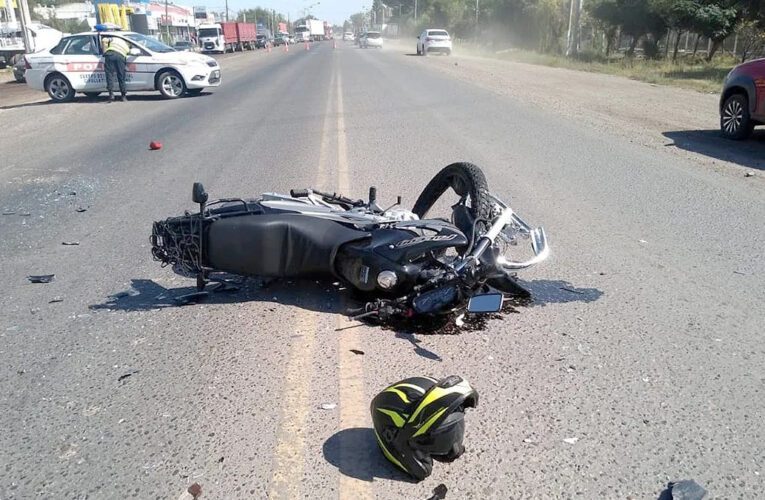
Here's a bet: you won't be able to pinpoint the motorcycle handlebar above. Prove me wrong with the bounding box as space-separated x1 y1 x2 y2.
290 189 310 198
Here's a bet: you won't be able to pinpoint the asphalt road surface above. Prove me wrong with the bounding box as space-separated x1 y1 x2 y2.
1 42 764 499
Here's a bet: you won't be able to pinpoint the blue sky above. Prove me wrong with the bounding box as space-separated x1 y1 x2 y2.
202 0 367 25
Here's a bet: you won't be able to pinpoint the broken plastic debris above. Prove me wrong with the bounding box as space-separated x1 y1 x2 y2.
62 241 80 246
75 207 87 212
28 274 55 283
49 297 64 303
562 437 579 444
149 141 163 151
745 171 754 177
2 211 15 215
426 484 448 500
320 403 337 410
187 483 202 499
350 349 365 355
455 314 465 327
118 369 139 382
658 479 707 500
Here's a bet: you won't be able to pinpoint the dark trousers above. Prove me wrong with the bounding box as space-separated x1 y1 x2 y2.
104 51 127 96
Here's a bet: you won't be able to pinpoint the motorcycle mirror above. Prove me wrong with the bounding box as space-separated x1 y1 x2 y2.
467 293 504 313
192 182 208 204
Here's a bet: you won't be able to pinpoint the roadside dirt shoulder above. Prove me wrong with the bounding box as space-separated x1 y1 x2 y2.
388 40 765 177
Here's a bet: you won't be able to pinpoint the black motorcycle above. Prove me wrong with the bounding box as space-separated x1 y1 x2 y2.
150 163 549 319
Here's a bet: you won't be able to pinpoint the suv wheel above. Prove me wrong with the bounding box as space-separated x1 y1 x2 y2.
721 93 754 140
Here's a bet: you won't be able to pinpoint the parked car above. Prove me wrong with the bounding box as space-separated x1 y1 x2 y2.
255 34 272 49
343 32 354 41
24 29 221 102
273 35 287 46
719 57 765 140
361 31 382 49
13 55 26 82
417 29 452 56
172 40 196 52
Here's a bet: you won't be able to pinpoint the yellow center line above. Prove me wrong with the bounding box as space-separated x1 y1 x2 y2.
267 70 337 499
336 73 374 500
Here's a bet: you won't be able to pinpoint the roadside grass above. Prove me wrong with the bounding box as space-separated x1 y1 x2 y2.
454 43 735 93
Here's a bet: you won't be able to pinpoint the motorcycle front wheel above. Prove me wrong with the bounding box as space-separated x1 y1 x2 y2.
412 162 493 223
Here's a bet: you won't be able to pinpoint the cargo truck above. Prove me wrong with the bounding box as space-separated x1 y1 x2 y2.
198 22 257 53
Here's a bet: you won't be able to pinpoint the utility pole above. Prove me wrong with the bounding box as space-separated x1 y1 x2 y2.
18 0 33 53
414 0 417 22
165 0 170 43
224 0 228 22
565 0 582 57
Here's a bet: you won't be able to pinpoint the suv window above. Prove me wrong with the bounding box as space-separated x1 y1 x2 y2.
63 35 96 55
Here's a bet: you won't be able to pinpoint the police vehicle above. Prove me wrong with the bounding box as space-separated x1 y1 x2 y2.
24 25 221 102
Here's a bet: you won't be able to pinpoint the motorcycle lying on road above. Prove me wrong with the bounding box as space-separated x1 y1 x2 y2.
150 163 549 320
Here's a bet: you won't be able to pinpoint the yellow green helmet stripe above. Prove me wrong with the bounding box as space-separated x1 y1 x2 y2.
374 429 408 473
377 408 406 428
411 407 448 437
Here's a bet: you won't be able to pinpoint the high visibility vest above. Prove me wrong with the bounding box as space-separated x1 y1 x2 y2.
104 37 130 57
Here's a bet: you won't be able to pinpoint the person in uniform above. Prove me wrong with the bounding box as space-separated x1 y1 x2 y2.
102 35 130 102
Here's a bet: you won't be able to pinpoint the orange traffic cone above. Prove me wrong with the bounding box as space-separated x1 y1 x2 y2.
284 42 289 52
267 43 271 53
333 39 337 49
305 41 309 51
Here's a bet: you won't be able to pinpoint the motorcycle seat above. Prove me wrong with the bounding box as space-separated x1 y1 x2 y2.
206 213 369 279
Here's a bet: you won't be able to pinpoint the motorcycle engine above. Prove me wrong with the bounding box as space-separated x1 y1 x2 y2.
382 208 419 222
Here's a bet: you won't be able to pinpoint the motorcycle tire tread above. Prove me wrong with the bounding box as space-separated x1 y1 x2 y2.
412 162 493 224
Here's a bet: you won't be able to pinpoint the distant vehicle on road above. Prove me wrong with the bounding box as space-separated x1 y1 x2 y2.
273 35 288 46
24 29 221 102
172 40 196 52
255 34 272 49
198 22 257 53
720 58 765 140
417 29 452 56
360 31 383 49
343 32 354 41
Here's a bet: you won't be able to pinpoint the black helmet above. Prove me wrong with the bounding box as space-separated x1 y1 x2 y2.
370 375 478 481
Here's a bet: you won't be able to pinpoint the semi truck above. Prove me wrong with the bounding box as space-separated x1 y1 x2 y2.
294 19 325 42
198 22 257 53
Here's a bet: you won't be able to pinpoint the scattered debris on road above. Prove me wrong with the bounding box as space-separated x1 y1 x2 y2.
118 369 139 382
658 479 707 500
560 287 585 295
320 403 337 410
28 274 55 284
174 291 208 306
49 297 64 303
745 171 755 177
62 241 80 246
75 207 88 213
426 483 448 500
350 349 365 355
187 483 202 499
562 437 579 444
217 457 224 463
149 141 163 151
2 211 15 215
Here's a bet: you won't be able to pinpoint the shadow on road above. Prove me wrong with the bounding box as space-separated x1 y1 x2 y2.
0 92 211 110
89 277 353 313
663 129 765 171
394 332 442 361
323 428 413 483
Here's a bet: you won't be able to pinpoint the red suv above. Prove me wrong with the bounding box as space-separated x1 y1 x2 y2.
720 58 765 139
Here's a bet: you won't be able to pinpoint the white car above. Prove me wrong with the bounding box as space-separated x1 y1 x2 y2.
417 29 452 56
24 29 221 102
343 32 355 41
361 31 383 49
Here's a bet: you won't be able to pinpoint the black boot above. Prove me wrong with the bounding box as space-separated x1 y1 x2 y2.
108 92 114 102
